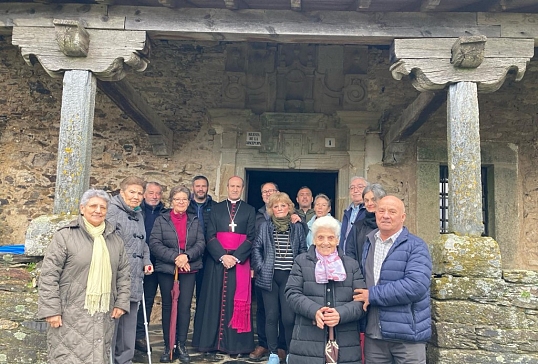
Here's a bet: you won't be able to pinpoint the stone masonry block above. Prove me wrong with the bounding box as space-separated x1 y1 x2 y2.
431 321 478 349
24 215 75 256
430 234 502 278
427 347 538 364
431 276 505 300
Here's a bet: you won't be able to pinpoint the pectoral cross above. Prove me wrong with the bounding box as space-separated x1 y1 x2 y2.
229 220 237 232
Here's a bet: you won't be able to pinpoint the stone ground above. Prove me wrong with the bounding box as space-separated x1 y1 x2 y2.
132 325 267 364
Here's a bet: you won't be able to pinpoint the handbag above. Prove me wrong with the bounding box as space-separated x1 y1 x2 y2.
325 326 339 364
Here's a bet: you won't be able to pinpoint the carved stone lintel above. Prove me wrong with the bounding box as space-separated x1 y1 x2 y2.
390 38 534 93
53 19 90 57
12 27 149 81
451 35 487 68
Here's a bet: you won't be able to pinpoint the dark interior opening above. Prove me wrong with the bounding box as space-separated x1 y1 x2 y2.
245 169 339 214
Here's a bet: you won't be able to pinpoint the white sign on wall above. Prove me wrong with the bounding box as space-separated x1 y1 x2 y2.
246 132 262 146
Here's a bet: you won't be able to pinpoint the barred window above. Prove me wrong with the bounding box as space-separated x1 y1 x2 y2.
439 165 488 235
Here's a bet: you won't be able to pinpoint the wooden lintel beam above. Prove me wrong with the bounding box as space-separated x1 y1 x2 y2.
97 78 173 156
384 91 446 154
291 0 301 12
420 0 441 11
356 0 372 10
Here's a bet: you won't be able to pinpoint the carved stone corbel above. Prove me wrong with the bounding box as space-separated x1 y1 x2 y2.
390 37 534 93
12 25 149 81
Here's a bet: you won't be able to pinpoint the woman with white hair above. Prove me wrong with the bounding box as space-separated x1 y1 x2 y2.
38 189 131 363
285 215 366 364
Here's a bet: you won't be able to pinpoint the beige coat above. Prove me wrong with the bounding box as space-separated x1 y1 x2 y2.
38 216 131 364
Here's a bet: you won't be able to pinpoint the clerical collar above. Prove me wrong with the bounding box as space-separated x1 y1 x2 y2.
228 198 241 204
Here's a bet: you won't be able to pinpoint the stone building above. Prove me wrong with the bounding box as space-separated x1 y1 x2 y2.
1 0 538 363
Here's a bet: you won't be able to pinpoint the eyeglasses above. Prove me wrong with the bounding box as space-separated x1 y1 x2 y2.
262 189 277 195
173 198 189 203
349 185 366 191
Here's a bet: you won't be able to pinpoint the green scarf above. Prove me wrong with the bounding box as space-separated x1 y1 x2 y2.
83 217 112 316
271 215 291 233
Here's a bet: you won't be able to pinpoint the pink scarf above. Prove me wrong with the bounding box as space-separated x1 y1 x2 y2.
315 250 347 283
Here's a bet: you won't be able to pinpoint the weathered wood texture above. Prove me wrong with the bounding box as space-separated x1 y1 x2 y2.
12 26 149 81
390 38 534 92
97 78 173 156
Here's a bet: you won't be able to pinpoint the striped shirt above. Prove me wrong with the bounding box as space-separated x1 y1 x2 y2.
273 230 294 271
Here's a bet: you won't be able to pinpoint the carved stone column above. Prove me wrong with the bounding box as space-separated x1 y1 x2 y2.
12 22 149 213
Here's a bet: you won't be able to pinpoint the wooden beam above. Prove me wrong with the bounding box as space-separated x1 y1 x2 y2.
291 0 302 12
356 0 372 10
421 0 441 11
383 91 445 163
97 78 173 156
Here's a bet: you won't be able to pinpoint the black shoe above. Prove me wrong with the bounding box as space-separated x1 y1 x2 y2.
203 352 222 362
135 338 152 352
160 347 172 363
176 342 190 363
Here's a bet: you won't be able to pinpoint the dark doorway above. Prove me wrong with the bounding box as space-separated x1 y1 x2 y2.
245 169 339 213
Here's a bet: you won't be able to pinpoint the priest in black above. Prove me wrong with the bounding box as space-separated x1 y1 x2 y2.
193 176 256 357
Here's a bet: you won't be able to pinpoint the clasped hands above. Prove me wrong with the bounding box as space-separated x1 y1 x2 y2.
175 254 191 272
221 254 238 270
314 307 340 329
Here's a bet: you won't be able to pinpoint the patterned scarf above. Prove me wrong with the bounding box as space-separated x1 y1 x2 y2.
315 249 347 284
83 217 112 316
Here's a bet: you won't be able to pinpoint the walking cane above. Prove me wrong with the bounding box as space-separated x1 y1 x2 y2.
142 288 153 364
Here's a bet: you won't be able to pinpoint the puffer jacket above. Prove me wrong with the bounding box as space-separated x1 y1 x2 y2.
285 246 366 364
149 210 206 275
251 219 307 291
362 227 432 342
107 194 150 302
38 216 131 364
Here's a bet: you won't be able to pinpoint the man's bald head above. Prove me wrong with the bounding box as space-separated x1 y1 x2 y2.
376 195 406 240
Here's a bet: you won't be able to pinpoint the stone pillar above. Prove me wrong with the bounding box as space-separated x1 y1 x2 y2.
447 82 483 236
53 70 96 214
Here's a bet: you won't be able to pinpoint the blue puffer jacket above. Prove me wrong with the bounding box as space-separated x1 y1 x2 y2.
251 220 307 291
361 227 432 342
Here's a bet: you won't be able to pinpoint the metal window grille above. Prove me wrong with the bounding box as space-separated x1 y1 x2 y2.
439 166 488 235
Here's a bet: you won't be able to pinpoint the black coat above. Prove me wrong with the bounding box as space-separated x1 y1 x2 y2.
285 246 366 364
251 220 307 291
345 211 377 263
149 210 206 275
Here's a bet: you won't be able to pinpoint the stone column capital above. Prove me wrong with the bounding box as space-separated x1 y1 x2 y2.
390 37 534 93
12 24 149 81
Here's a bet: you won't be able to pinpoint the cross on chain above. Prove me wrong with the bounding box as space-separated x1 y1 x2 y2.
229 221 237 232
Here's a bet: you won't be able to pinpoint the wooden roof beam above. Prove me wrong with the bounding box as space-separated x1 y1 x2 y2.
421 0 441 11
383 91 445 164
97 78 173 156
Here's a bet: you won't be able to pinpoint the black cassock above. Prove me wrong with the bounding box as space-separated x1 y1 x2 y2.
192 200 256 354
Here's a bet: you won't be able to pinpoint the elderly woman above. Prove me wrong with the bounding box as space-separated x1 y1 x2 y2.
345 184 386 263
252 192 307 364
285 215 366 364
38 189 131 364
150 186 206 363
107 176 153 363
306 194 337 248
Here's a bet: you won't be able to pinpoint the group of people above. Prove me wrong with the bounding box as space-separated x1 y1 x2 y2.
38 174 432 364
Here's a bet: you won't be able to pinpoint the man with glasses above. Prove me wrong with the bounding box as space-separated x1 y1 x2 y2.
340 176 369 254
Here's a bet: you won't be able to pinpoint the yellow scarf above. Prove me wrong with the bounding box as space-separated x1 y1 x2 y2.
83 217 112 316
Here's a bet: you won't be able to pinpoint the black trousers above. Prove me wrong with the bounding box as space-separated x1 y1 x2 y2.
261 269 294 354
255 280 287 350
158 272 196 346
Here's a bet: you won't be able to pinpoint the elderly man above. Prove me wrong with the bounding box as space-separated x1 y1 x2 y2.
295 186 315 223
193 176 256 359
341 176 369 253
135 181 165 353
354 196 432 364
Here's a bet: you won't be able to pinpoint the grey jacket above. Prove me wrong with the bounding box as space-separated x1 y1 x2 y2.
107 194 150 302
38 216 131 364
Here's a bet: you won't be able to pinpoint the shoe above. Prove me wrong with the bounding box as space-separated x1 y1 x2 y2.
277 349 287 363
267 353 280 364
135 338 151 352
250 345 269 360
160 347 172 363
203 352 222 362
176 342 190 363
